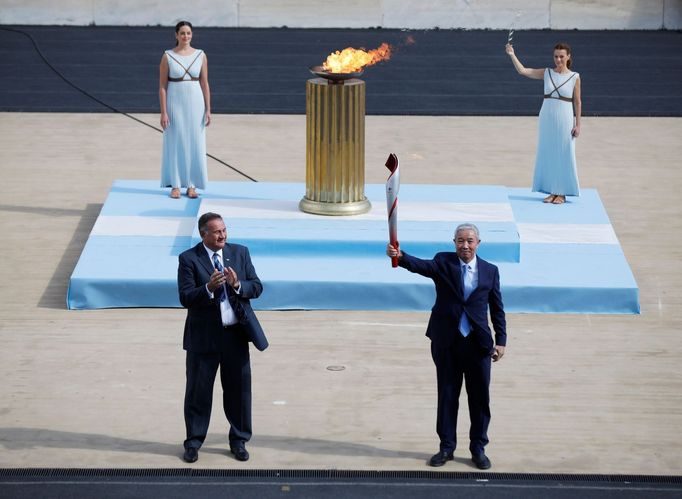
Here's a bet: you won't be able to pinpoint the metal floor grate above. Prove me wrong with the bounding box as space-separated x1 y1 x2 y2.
0 468 681 484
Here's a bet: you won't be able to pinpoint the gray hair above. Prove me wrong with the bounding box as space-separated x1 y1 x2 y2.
454 223 480 240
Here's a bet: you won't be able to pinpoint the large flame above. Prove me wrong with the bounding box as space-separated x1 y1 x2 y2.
322 43 392 73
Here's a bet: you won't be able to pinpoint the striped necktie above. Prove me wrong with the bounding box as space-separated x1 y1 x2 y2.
212 252 226 303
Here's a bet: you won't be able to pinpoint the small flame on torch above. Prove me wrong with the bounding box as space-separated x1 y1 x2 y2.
322 43 392 73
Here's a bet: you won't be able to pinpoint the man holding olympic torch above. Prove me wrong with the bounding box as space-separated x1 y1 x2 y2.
386 223 507 469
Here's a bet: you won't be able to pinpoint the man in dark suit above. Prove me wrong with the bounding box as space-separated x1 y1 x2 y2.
178 212 268 463
386 223 506 469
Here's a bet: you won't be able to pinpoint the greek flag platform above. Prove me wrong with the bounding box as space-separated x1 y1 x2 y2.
67 180 639 314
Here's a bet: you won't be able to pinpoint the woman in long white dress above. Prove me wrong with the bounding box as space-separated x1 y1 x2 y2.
505 42 582 204
159 21 211 199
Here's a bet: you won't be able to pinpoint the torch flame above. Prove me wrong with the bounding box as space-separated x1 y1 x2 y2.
322 43 392 73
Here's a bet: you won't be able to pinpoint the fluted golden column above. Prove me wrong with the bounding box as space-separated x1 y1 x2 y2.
299 78 371 216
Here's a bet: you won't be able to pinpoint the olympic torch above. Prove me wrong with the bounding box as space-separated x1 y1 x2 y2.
385 153 400 267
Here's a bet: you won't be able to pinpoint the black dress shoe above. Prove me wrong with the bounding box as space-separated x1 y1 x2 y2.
471 452 491 470
429 450 454 467
230 445 249 462
183 447 198 463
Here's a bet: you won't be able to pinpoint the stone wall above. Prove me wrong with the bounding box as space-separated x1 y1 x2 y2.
1 0 680 29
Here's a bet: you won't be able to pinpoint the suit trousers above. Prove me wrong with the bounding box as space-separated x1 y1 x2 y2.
183 325 252 450
431 333 491 455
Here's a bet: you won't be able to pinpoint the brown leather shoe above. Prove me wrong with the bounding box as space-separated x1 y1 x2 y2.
186 187 198 199
170 188 181 199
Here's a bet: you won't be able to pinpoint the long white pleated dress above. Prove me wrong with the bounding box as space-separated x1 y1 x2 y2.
160 49 207 190
532 68 580 197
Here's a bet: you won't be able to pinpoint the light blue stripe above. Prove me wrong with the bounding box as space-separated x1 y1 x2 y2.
508 187 611 224
67 180 638 313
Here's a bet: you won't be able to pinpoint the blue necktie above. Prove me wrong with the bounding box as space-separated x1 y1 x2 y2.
459 264 472 337
212 253 226 303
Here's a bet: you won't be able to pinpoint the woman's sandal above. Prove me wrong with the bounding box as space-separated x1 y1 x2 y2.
543 194 557 203
552 195 566 204
170 188 181 199
186 187 198 199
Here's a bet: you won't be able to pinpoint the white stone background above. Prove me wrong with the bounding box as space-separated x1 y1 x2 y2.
1 0 681 29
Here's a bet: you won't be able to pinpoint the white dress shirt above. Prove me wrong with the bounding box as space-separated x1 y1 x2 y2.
458 255 479 296
203 244 239 326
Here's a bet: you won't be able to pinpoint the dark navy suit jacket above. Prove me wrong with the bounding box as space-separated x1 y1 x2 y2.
178 242 268 352
399 251 506 353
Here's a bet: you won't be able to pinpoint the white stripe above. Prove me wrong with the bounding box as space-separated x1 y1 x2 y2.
90 216 196 237
201 199 514 222
517 223 619 244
